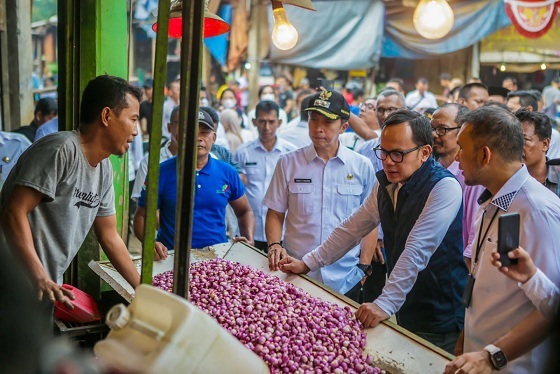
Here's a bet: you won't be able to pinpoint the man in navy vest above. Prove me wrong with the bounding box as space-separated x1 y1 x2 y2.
279 110 468 353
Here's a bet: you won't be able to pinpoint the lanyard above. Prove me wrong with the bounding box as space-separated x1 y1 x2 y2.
472 207 500 272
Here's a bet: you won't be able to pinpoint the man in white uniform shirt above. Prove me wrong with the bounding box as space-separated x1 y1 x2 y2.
161 79 180 140
234 101 296 252
264 90 376 302
278 95 313 149
448 106 560 373
405 77 438 113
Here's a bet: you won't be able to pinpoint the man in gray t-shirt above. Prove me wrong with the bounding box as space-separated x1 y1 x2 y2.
0 75 142 310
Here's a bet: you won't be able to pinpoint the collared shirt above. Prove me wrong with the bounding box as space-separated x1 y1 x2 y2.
34 117 59 142
278 121 312 149
161 98 177 140
233 137 297 242
339 132 366 151
548 128 560 159
340 129 381 152
131 141 174 199
447 161 486 258
357 137 383 173
405 90 438 113
519 268 559 319
0 131 31 188
465 165 560 374
138 156 244 249
263 143 375 294
302 176 461 317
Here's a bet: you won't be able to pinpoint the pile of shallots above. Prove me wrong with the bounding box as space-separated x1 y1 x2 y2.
152 258 383 374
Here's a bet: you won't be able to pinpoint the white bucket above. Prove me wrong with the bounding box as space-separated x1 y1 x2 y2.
94 284 269 374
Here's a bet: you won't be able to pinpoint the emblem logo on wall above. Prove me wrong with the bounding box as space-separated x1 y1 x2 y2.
504 0 559 38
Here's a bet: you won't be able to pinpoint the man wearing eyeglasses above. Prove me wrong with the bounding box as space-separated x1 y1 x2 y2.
432 103 485 269
339 97 379 151
279 110 467 353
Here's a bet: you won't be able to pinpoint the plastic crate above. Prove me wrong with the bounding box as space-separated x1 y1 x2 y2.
54 284 101 323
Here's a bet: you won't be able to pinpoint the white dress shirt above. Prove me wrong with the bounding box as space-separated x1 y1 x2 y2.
302 176 461 317
519 268 559 319
547 128 560 159
358 137 383 173
465 165 560 374
405 90 438 113
263 143 375 294
278 121 312 149
233 137 297 242
131 141 174 199
161 98 177 140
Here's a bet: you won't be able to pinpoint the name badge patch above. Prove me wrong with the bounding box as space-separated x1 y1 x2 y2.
294 178 312 183
245 162 257 166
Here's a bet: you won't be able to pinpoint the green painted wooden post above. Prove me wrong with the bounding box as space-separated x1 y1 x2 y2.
140 0 171 285
71 0 131 295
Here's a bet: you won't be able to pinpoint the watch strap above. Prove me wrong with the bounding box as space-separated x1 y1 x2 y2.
484 344 507 370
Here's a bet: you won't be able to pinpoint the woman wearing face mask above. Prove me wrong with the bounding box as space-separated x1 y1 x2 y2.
219 88 249 131
246 85 289 138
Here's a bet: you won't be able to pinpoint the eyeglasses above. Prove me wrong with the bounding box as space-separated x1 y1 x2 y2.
432 126 461 136
374 145 424 163
376 107 400 116
359 103 375 111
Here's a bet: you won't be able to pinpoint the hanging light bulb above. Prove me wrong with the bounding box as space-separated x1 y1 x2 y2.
500 64 507 72
271 1 298 50
541 63 547 70
152 0 230 38
413 0 454 40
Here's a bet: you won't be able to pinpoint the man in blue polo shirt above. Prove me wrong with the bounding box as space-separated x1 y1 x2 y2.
134 109 255 259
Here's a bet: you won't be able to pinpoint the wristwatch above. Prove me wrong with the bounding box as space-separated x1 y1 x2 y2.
357 264 373 277
484 344 507 370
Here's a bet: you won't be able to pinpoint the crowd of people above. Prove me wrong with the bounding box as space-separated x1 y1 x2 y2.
1 71 560 373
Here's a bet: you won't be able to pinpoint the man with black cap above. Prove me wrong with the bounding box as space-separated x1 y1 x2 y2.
134 109 255 259
14 98 58 142
264 90 375 302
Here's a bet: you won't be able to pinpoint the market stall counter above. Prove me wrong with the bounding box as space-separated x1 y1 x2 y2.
89 242 453 373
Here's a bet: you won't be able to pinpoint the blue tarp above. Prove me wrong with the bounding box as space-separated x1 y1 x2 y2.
268 0 385 70
204 5 232 66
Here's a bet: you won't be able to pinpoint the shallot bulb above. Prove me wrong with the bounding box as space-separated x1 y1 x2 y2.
152 259 383 374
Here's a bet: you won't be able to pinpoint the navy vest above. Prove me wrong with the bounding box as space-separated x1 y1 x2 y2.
376 157 467 333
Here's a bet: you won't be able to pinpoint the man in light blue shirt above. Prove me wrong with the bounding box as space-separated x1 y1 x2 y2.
264 90 376 301
234 101 296 252
0 132 31 190
34 117 58 142
356 89 406 173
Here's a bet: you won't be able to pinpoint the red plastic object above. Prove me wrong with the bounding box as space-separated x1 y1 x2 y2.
152 17 230 39
54 284 101 323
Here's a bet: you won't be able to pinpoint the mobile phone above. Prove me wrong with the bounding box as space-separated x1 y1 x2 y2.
318 78 334 91
497 213 520 266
